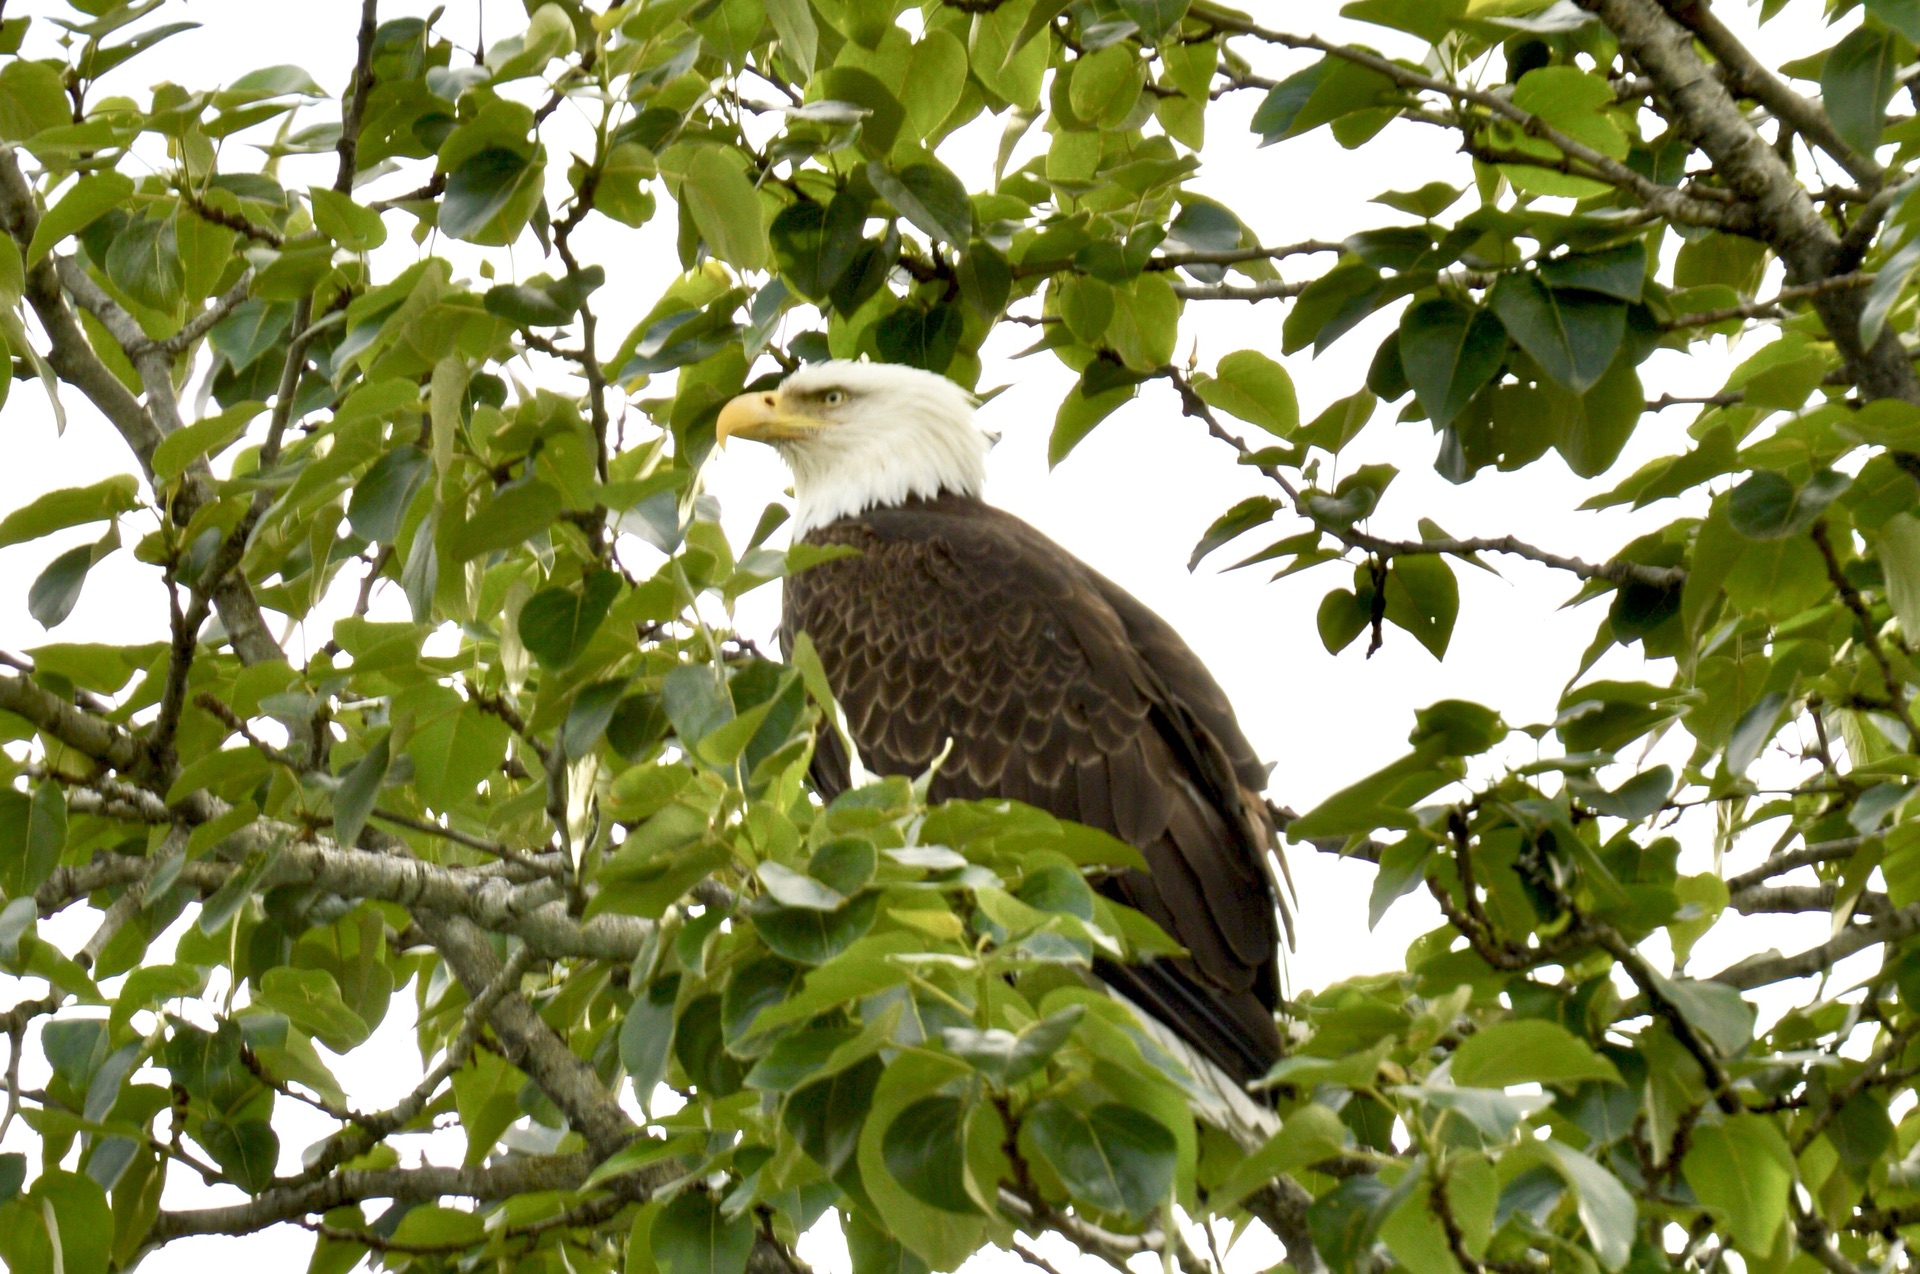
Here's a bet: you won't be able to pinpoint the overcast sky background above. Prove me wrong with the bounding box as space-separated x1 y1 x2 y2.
0 1 1854 1270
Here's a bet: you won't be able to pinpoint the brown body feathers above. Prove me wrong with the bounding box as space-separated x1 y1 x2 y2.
782 491 1288 1086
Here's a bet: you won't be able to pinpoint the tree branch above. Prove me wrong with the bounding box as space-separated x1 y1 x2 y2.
1189 2 1735 229
1158 368 1685 589
413 911 638 1158
147 1155 595 1243
1653 0 1882 188
335 0 380 194
1579 0 1920 405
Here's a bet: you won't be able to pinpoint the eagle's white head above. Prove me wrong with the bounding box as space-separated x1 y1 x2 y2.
715 360 990 536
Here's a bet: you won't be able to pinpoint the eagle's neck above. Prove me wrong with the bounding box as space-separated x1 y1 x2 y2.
783 404 989 536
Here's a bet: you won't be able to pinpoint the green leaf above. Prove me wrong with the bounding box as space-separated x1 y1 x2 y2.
1069 46 1144 129
1049 379 1134 467
748 892 880 964
1489 274 1624 395
1879 511 1920 637
941 1005 1085 1086
440 146 545 245
875 302 963 373
1536 1142 1635 1272
1681 1115 1793 1256
1398 298 1505 428
0 236 21 314
651 1190 755 1274
1118 0 1190 39
900 44 966 145
1253 56 1394 143
766 0 818 79
683 147 767 271
622 975 680 1100
103 213 185 313
1212 1104 1348 1207
1870 0 1920 40
1373 181 1462 218
1552 356 1643 479
844 1210 930 1274
346 446 431 544
1538 242 1647 302
447 480 562 561
152 401 264 482
1287 742 1465 840
1450 1019 1622 1089
595 142 658 227
0 783 65 900
1861 227 1920 348
28 174 134 267
883 1095 980 1214
1506 67 1629 196
1196 351 1298 436
1190 496 1282 571
0 1171 112 1274
770 196 865 301
253 967 370 1052
1025 1100 1177 1221
1315 588 1368 655
868 161 973 247
759 860 848 910
309 186 387 250
198 1118 279 1192
1727 468 1849 540
0 476 140 549
0 60 66 142
450 1048 523 1165
1383 555 1458 659
331 734 389 852
28 532 115 630
1658 975 1754 1056
1307 1175 1395 1274
1824 26 1898 156
519 569 621 669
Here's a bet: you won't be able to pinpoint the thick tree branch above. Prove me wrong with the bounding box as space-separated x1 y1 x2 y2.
35 843 653 964
147 1155 595 1243
0 669 144 772
1580 0 1920 405
1711 902 1920 989
1654 0 1881 188
414 911 638 1158
0 153 164 469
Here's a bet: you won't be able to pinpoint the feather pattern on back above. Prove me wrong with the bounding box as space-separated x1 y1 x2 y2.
782 491 1288 1087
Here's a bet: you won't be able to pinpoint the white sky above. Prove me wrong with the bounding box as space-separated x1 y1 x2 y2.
0 1 1857 1270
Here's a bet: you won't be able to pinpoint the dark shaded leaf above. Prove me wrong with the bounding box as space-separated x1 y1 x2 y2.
883 1095 979 1214
1489 273 1625 394
1398 298 1505 428
652 1190 755 1274
518 569 621 669
1727 469 1849 540
1024 1100 1176 1220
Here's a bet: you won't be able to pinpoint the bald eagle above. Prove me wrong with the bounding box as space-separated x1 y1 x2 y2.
717 360 1289 1130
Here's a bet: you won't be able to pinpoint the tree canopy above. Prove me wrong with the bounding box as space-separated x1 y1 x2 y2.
3 0 1920 1272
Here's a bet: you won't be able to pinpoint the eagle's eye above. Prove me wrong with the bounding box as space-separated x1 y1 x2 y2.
823 389 847 406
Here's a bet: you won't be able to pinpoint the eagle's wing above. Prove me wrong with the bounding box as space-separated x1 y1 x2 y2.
782 495 1282 1085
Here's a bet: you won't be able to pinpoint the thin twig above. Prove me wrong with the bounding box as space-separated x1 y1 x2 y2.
1159 367 1686 589
1663 272 1874 329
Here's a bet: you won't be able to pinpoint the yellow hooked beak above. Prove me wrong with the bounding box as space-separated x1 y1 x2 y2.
715 390 828 446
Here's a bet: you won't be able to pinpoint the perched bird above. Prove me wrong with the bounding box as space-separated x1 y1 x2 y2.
716 359 1289 1135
